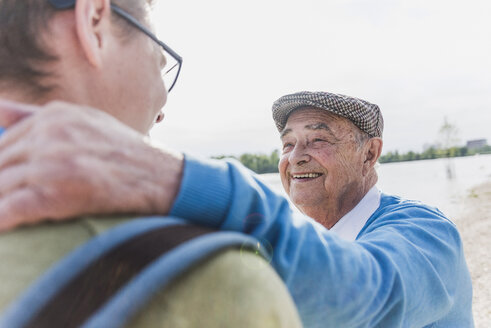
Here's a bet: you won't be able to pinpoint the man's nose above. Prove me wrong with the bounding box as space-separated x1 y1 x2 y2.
158 47 167 70
289 143 310 166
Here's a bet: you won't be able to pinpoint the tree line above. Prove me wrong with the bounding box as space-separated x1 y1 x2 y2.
212 144 490 174
212 150 280 174
213 119 489 173
379 145 491 164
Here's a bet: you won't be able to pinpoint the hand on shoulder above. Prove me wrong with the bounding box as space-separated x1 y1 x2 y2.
0 99 183 231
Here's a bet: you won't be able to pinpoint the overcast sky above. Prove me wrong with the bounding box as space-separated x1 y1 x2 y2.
148 0 491 157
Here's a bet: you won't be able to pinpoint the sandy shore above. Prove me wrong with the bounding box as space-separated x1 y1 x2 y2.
453 180 491 328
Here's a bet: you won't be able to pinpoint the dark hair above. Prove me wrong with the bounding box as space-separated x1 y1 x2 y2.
0 0 149 97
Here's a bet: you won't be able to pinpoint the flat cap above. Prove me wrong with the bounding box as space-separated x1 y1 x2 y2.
272 91 384 138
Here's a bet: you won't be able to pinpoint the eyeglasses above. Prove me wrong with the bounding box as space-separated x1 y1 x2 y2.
48 0 182 92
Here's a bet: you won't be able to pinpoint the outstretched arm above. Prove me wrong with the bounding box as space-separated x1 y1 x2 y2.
170 156 472 327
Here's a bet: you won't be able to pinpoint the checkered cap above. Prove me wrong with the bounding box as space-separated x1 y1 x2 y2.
272 91 384 138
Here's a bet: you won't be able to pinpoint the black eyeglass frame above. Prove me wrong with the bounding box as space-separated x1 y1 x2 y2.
48 0 183 92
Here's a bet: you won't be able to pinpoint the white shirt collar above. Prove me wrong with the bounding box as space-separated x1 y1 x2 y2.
329 186 381 241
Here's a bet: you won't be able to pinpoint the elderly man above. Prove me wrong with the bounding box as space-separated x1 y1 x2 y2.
275 92 383 233
0 0 302 327
0 88 474 327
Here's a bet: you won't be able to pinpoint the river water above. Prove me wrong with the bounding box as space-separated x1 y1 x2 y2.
259 154 491 219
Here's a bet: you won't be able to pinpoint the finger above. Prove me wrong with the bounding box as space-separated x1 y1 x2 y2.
0 99 38 128
0 112 37 154
0 132 33 171
0 188 49 232
0 163 36 197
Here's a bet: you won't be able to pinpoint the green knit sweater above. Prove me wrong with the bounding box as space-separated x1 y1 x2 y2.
0 216 301 328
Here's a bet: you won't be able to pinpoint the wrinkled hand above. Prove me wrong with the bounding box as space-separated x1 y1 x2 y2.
0 99 183 231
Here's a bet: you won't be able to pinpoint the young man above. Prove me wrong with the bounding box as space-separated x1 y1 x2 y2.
0 1 301 327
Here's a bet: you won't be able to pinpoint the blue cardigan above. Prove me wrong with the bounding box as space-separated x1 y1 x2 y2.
171 157 473 327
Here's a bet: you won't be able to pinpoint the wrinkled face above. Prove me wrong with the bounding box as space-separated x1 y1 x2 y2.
279 108 366 215
104 6 167 134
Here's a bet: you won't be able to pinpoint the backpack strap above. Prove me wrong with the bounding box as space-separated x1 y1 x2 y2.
0 217 266 328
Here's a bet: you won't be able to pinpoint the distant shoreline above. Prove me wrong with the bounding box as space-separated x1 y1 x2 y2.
215 149 491 174
379 150 491 164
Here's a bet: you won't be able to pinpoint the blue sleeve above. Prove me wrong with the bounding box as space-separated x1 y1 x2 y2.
170 156 472 328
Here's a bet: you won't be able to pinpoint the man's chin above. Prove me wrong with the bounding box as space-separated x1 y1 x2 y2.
290 194 313 209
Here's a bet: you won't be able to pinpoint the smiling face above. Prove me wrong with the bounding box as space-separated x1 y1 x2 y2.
279 107 372 227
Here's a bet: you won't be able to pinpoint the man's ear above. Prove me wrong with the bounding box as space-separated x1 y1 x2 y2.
74 0 112 68
362 137 383 175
